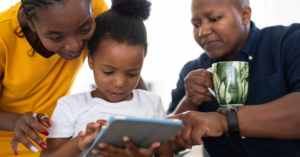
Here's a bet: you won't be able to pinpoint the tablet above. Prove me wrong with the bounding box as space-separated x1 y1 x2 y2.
85 116 184 157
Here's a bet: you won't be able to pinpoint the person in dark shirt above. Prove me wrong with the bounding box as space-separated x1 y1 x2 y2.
167 0 300 157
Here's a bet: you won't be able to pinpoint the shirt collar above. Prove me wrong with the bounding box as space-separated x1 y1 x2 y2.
239 21 260 60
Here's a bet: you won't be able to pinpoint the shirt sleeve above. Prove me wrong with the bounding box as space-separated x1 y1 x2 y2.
91 0 109 19
166 67 188 115
0 39 6 93
284 30 300 93
47 99 75 138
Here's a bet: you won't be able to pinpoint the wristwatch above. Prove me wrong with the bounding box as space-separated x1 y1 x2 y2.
217 107 240 137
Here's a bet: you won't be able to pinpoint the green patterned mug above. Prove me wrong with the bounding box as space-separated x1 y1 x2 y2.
207 61 249 111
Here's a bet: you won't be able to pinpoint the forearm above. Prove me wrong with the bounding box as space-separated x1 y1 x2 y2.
155 141 173 157
238 92 300 139
0 107 22 131
40 137 82 157
172 96 200 115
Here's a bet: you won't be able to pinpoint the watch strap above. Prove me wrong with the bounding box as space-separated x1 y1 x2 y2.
225 110 240 137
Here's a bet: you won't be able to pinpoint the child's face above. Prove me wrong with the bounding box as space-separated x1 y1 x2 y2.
191 0 251 60
88 40 144 102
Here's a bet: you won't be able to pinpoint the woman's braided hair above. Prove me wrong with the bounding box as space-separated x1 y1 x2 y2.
17 0 91 55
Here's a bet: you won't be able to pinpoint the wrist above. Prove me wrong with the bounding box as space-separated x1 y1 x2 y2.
74 137 82 151
217 112 228 134
10 113 22 132
185 96 202 108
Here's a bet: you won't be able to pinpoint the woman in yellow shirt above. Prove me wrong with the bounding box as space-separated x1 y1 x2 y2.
0 0 147 157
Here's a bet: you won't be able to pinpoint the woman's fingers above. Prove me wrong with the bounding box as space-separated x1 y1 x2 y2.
24 112 49 136
10 136 19 155
37 113 51 128
12 112 48 153
13 129 40 153
19 124 47 150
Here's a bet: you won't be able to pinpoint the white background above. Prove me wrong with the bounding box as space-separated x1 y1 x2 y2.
1 0 300 110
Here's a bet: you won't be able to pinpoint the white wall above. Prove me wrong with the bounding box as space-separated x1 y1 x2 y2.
1 0 300 110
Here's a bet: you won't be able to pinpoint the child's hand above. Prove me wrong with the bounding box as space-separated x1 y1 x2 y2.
77 120 107 151
91 136 161 157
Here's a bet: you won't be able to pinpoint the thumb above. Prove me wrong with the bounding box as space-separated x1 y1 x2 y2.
149 142 161 150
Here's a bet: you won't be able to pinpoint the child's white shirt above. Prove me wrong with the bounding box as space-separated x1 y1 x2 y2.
47 89 166 139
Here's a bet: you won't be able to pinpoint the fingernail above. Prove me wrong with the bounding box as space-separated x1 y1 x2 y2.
123 136 129 141
14 149 18 156
39 142 47 150
187 145 192 149
30 146 38 153
99 143 105 148
155 143 161 147
46 122 51 127
41 129 49 136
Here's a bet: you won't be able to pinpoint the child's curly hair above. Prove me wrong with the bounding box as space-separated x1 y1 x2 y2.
88 0 151 56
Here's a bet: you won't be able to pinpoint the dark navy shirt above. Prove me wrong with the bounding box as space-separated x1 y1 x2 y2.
167 21 300 157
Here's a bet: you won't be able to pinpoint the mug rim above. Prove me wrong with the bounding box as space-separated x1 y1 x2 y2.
212 61 248 65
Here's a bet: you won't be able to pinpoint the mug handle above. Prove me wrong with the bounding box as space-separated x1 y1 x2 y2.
207 68 216 97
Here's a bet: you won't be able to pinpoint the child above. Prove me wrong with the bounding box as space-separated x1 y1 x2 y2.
39 0 173 157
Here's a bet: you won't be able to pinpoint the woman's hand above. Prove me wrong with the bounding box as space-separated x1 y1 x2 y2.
184 69 214 105
168 111 227 148
11 112 51 155
92 136 161 157
77 120 107 151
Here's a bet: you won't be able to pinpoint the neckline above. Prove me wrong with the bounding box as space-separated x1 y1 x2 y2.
88 90 137 104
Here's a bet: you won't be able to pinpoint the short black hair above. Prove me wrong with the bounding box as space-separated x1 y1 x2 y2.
88 0 151 56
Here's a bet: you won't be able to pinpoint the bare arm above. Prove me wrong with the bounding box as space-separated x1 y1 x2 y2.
238 92 300 139
0 107 51 154
0 107 21 131
169 92 300 148
40 137 82 157
154 141 173 157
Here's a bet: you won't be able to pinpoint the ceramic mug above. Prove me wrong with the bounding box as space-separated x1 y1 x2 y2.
207 61 249 111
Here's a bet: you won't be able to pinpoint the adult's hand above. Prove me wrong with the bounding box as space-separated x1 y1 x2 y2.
11 112 51 155
184 69 214 105
168 111 227 148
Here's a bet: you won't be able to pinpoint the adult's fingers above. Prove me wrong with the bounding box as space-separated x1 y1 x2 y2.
37 113 51 128
180 124 194 146
167 114 181 120
10 136 19 155
24 112 49 136
12 129 40 153
190 125 204 145
192 85 215 98
173 131 192 149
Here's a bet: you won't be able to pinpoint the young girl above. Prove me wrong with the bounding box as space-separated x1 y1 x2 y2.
40 0 173 157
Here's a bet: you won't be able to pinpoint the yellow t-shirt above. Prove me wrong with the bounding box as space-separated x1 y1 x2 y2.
0 1 108 157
